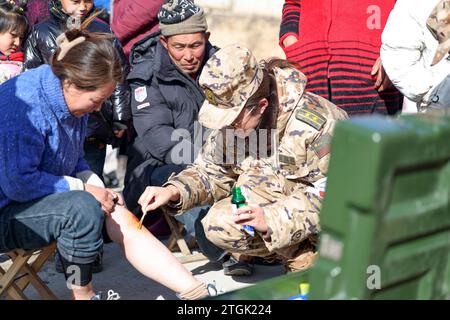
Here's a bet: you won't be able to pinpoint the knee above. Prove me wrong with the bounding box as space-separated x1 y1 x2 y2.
202 204 239 247
66 191 104 227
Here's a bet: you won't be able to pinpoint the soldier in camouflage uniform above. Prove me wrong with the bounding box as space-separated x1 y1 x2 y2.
138 44 348 272
427 0 450 67
427 0 450 109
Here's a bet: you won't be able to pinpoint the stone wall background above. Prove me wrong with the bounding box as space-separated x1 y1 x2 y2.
196 0 285 61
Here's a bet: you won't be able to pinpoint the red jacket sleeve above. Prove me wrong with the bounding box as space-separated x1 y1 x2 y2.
279 0 301 46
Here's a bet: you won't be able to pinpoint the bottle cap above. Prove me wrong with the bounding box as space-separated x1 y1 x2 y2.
299 283 310 295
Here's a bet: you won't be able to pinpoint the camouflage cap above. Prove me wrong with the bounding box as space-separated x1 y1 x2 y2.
427 0 450 66
198 44 264 129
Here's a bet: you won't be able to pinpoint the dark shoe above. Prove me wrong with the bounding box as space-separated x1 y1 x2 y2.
222 256 253 276
55 249 103 274
90 292 103 300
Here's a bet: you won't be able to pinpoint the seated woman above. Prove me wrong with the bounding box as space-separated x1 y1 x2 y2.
0 29 212 300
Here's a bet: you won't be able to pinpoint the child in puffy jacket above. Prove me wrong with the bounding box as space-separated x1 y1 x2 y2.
0 0 28 84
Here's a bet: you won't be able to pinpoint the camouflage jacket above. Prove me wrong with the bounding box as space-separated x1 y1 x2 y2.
165 66 348 250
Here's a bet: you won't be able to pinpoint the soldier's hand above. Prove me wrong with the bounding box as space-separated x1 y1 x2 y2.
138 185 180 214
234 205 268 234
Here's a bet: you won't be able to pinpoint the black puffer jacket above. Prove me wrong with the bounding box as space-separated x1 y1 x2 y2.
126 31 217 168
23 7 131 146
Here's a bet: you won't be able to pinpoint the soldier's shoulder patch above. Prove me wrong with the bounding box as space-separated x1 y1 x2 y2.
279 153 296 165
296 107 326 131
204 88 218 106
311 133 332 159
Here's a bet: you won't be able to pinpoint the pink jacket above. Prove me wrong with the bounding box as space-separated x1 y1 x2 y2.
111 0 165 58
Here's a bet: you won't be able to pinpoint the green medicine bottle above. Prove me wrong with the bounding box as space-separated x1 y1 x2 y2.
231 186 255 236
231 186 246 208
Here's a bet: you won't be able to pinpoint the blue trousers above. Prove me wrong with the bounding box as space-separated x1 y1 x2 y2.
0 191 104 264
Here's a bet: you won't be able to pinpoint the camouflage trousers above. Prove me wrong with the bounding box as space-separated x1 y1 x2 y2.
201 170 321 271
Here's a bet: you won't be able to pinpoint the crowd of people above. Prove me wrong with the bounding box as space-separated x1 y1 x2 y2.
0 0 449 300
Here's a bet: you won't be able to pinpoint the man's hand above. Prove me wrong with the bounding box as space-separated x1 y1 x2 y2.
138 185 180 214
114 129 125 139
84 184 121 214
110 190 124 206
282 35 298 48
371 57 394 92
234 205 269 234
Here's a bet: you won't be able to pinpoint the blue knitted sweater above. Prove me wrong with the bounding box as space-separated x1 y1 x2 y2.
0 65 90 210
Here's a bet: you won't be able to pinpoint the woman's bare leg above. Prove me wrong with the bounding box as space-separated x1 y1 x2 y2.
105 206 201 294
70 282 95 300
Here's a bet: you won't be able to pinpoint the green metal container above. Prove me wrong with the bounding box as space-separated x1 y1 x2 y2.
214 112 450 300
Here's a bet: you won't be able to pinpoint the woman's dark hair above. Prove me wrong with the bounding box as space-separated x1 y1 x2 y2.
245 58 303 122
0 0 29 39
50 11 122 91
245 58 302 157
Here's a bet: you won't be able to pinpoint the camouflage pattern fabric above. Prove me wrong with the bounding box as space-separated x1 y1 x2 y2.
427 0 450 65
164 51 348 261
198 44 264 130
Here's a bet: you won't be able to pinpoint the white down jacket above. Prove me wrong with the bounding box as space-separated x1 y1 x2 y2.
381 0 450 111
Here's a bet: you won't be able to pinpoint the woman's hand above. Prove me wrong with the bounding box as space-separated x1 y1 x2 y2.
114 129 125 139
138 185 180 214
234 205 269 234
84 184 120 214
371 57 394 92
282 35 298 48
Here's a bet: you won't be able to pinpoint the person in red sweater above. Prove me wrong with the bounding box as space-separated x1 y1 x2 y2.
111 0 164 58
279 0 402 115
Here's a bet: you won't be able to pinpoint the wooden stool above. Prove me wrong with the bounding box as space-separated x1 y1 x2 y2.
0 243 57 300
164 214 207 264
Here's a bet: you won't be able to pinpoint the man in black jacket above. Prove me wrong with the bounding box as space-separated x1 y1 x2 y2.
123 0 224 263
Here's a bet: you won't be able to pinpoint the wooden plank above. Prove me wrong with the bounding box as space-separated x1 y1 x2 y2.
163 214 208 264
20 265 56 300
1 244 57 300
0 254 29 296
176 253 207 264
0 266 27 299
164 214 191 255
0 253 30 299
14 244 56 293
